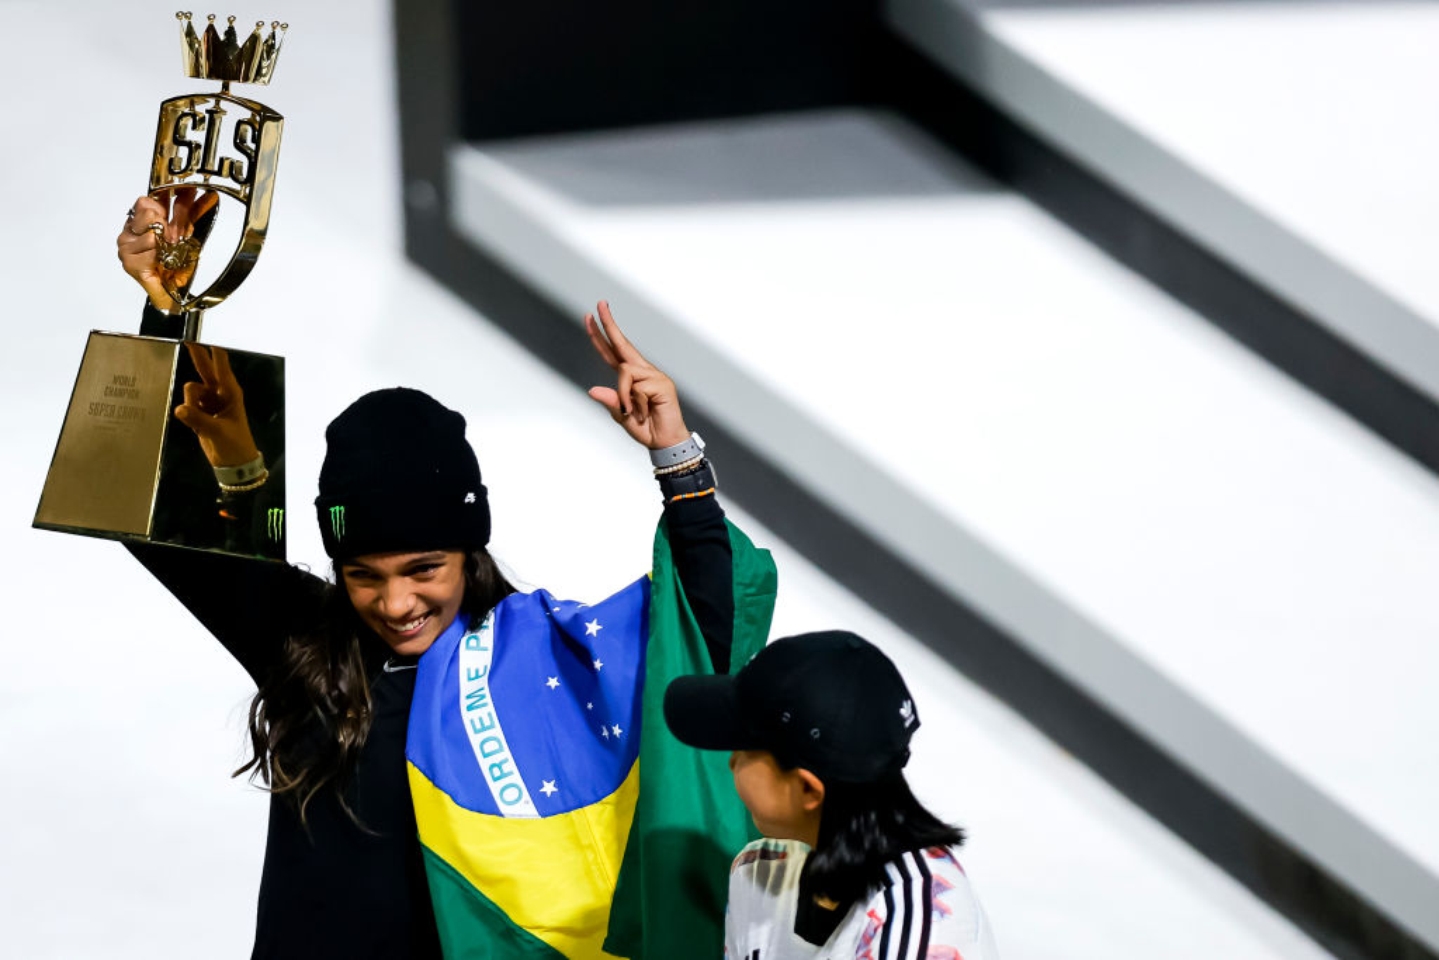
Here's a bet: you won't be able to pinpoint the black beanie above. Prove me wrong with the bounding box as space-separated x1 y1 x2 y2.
314 388 491 559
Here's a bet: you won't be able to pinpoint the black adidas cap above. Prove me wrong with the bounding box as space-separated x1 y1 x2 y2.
664 631 919 784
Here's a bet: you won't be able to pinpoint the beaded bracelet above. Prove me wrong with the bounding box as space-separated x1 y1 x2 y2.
654 455 705 477
667 486 716 504
218 469 269 494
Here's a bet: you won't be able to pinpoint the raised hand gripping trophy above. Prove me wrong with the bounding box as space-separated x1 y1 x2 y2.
36 13 289 560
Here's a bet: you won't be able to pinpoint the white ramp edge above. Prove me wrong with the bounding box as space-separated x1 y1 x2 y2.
884 0 1439 411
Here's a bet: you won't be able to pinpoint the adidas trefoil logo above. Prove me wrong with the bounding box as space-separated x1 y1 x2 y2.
899 699 916 727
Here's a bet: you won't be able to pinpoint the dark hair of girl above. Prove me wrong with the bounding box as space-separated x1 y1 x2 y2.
801 772 966 904
233 549 515 825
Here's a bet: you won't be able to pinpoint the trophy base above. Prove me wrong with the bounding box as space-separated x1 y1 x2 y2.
35 330 286 560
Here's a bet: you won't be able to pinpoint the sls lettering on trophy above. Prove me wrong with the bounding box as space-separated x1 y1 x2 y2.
165 98 260 190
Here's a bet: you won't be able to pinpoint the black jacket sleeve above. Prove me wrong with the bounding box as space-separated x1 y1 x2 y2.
127 299 322 683
661 492 736 674
124 543 328 685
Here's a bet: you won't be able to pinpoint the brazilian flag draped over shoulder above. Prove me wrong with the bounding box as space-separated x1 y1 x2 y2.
406 519 776 959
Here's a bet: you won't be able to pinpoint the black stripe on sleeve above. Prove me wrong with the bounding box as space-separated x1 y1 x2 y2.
878 879 896 960
912 852 935 958
892 856 914 960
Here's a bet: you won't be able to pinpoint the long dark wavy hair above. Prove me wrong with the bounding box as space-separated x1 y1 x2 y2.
233 549 515 824
802 772 966 904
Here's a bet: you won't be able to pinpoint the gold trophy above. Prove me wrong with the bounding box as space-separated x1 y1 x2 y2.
35 13 289 559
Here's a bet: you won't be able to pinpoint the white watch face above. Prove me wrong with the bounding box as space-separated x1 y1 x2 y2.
693 431 705 450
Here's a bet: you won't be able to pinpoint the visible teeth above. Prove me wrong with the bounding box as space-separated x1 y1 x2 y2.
390 615 428 632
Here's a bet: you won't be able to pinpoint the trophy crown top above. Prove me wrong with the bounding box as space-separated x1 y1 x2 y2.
176 12 288 86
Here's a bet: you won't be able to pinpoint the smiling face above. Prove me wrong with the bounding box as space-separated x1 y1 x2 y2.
339 549 467 656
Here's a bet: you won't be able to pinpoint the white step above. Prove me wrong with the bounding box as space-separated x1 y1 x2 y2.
891 0 1439 407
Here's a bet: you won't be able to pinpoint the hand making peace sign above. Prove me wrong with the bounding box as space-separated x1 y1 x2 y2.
585 301 692 451
174 342 261 469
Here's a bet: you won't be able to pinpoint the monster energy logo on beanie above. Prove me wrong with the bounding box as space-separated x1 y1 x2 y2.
314 387 492 560
268 507 285 542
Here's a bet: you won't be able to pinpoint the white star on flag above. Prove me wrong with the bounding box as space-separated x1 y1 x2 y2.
600 726 610 740
546 677 560 690
586 702 593 710
540 780 558 797
593 658 604 671
585 619 603 637
611 724 623 738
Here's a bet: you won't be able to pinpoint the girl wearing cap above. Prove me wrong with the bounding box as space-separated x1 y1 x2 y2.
114 195 775 959
665 631 1000 959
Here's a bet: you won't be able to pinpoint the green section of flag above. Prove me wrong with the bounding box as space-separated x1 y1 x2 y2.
421 846 569 960
604 520 777 960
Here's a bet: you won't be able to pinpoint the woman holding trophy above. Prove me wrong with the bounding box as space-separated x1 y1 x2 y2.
112 194 775 959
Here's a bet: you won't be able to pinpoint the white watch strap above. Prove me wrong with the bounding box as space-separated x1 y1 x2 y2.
214 454 266 486
649 431 704 468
